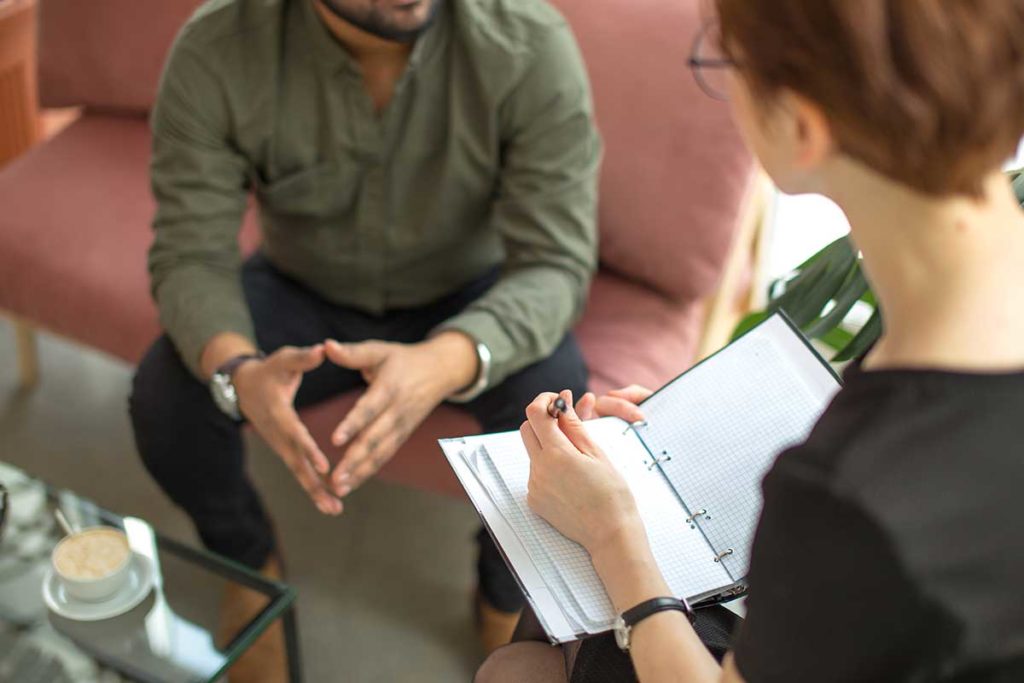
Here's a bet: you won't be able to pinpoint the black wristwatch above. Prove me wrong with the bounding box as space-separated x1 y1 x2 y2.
209 353 264 421
614 596 695 651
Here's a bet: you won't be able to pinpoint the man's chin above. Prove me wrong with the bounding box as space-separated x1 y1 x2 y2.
320 0 441 44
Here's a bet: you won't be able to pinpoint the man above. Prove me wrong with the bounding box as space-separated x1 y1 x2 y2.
129 0 599 676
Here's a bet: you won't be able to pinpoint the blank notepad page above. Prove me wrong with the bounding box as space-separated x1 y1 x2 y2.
638 315 840 580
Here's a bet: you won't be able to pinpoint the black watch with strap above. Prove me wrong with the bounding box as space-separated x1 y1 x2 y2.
614 596 695 651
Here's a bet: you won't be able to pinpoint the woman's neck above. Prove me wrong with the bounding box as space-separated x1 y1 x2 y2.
826 163 1024 371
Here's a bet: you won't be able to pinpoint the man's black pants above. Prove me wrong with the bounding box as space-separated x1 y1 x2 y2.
129 254 588 612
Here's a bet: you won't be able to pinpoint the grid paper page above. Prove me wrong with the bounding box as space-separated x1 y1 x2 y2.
479 431 614 625
638 315 840 579
470 419 734 628
460 440 592 632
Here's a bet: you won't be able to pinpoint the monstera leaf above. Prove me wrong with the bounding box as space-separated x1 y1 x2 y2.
734 168 1024 361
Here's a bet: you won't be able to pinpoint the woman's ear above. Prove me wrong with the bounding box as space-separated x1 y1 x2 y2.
789 92 834 170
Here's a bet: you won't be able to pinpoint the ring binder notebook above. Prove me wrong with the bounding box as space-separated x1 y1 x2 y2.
439 313 842 643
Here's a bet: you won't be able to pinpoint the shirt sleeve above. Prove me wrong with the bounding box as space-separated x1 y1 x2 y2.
148 37 254 378
433 18 601 386
732 460 949 683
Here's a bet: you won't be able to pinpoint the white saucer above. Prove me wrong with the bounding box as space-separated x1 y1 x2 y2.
42 553 154 621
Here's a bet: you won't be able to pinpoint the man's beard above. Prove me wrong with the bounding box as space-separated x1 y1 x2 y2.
319 0 442 43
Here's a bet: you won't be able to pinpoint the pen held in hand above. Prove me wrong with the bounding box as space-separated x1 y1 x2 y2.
547 396 568 419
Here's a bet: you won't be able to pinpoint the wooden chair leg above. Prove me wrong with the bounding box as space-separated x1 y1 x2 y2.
14 319 39 388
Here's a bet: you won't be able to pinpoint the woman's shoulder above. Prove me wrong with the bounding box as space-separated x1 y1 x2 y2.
760 365 1024 668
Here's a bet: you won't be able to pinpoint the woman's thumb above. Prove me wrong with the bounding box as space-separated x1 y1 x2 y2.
558 391 600 456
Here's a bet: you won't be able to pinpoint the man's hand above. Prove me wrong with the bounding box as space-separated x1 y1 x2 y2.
233 345 344 516
324 332 478 496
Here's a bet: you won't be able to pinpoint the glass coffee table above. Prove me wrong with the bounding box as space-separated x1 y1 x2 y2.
0 462 302 682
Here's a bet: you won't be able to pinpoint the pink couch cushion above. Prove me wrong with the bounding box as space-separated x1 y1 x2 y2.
576 271 705 395
304 397 477 498
0 114 258 363
38 0 202 112
549 0 754 302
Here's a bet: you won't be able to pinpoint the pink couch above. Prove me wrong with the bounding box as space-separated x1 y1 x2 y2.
0 0 754 496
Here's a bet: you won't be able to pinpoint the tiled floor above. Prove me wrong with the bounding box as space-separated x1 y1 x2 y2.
0 319 486 682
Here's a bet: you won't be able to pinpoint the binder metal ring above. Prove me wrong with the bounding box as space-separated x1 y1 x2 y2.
713 548 734 563
623 420 649 435
685 508 708 524
646 451 672 470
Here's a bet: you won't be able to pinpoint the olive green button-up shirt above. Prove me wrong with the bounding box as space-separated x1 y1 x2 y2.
149 0 601 383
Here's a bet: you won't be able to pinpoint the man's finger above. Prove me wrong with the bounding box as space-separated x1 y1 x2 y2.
345 428 402 493
324 339 389 371
271 404 330 474
330 382 391 450
334 410 399 490
264 428 341 515
273 344 326 373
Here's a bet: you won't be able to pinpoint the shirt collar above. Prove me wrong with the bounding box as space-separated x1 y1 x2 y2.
300 0 449 76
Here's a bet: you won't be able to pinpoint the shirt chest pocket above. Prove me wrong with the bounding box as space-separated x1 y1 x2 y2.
256 161 361 221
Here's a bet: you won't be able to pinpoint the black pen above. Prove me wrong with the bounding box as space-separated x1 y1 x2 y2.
547 396 568 419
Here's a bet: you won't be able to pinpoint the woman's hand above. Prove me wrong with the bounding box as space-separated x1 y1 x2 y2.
575 384 654 423
521 390 645 558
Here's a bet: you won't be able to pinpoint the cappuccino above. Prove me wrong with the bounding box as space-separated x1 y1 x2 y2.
54 528 130 580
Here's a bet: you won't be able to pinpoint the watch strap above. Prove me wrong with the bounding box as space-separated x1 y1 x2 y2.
622 596 695 628
214 353 264 379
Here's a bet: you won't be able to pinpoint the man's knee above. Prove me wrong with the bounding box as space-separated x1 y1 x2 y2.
129 336 214 466
469 334 588 432
499 335 589 406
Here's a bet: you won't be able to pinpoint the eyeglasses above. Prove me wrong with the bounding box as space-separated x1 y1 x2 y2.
688 21 735 101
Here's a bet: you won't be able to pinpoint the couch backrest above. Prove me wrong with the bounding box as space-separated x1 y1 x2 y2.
550 0 754 302
38 0 202 112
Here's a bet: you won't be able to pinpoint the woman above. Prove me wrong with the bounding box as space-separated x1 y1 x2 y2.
477 1 1024 681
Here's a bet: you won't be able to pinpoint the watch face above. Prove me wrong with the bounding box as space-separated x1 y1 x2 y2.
613 616 630 651
210 373 241 420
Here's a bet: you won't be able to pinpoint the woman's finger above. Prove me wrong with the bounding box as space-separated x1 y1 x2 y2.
575 392 597 420
524 392 572 449
520 421 543 458
607 384 654 405
595 395 646 423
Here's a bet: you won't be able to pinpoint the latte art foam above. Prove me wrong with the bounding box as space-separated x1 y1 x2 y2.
54 528 130 580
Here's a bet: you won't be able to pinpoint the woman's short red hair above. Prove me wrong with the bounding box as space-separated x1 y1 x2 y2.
716 0 1024 197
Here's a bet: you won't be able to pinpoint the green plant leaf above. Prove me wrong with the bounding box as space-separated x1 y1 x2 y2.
771 237 858 328
805 264 869 338
730 311 770 341
833 307 883 362
819 325 855 350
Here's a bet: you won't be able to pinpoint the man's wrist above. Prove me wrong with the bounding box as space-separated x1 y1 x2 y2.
424 331 480 396
200 332 260 380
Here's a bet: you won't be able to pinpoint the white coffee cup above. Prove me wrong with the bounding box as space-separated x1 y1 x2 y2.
52 527 132 602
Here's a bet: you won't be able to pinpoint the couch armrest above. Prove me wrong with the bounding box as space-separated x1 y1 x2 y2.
0 0 39 168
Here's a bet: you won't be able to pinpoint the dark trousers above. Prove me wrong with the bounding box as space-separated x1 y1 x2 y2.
129 254 588 612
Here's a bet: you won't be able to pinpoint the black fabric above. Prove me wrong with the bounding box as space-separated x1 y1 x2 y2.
568 605 739 683
733 363 1024 682
129 253 588 610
